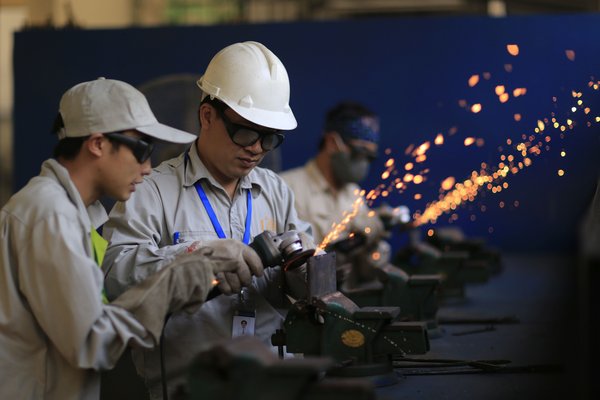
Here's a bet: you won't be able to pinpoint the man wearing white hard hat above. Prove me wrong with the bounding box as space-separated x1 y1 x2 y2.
0 78 242 400
103 42 314 399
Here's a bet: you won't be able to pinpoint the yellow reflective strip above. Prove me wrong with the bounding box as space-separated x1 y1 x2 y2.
91 227 109 303
91 228 108 266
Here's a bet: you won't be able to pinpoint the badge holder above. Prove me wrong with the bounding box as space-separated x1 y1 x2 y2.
232 287 256 337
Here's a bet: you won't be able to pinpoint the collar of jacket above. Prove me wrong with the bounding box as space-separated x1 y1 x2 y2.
182 144 262 197
42 158 108 228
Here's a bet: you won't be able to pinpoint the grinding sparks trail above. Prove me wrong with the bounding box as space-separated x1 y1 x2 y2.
316 125 467 251
413 79 600 227
317 191 365 252
316 45 597 250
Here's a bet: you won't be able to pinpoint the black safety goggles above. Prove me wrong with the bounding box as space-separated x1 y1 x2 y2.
347 142 378 163
105 132 154 163
218 109 284 151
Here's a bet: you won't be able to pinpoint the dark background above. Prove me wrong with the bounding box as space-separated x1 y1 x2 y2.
13 13 600 254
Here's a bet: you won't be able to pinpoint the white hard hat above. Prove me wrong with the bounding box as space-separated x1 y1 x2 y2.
197 41 297 131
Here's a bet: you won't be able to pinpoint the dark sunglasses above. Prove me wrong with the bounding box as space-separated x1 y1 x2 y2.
105 132 154 163
218 109 284 151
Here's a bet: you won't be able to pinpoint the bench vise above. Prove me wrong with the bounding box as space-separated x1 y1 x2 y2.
393 239 490 299
424 227 502 275
278 252 430 386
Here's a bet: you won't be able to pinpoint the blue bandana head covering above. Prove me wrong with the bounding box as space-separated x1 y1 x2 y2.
324 103 380 144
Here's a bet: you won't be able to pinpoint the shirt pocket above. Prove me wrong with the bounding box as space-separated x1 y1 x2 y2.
172 230 217 245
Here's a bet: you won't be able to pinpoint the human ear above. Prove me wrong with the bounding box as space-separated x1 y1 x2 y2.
86 133 105 158
199 103 217 128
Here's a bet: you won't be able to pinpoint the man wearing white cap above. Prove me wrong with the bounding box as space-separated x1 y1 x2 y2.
102 42 314 399
0 78 243 400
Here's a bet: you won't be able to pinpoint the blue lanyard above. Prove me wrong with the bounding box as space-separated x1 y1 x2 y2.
194 182 252 245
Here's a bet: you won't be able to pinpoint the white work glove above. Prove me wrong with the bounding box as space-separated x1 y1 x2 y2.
197 238 264 295
111 249 237 344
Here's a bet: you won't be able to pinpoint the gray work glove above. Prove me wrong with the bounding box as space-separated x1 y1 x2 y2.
199 238 264 296
111 249 236 344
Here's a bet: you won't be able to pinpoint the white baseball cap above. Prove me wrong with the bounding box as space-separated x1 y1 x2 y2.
58 77 196 144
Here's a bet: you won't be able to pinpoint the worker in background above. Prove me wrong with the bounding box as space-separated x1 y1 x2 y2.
102 42 314 399
0 78 241 400
280 101 390 286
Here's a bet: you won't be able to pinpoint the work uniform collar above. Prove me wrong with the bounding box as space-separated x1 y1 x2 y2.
305 158 334 194
305 158 359 198
183 144 261 196
41 159 108 228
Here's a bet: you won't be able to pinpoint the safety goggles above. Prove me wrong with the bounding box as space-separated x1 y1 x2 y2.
332 131 377 163
218 110 284 151
105 132 154 163
348 143 378 163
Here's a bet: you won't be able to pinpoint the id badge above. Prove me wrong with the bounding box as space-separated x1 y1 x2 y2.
232 312 256 337
232 287 256 337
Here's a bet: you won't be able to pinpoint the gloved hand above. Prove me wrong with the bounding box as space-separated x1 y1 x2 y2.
199 238 264 295
111 249 237 344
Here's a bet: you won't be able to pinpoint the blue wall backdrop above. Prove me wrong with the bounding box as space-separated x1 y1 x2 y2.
13 14 600 253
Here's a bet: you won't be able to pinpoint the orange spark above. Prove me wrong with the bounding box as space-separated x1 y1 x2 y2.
507 44 519 56
513 88 524 97
405 162 414 171
414 141 431 156
499 93 509 103
537 120 545 131
464 137 476 146
565 50 575 61
435 133 444 145
495 85 506 95
471 104 482 113
468 74 480 87
441 176 456 191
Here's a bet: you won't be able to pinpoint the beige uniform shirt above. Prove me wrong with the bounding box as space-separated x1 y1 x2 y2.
280 159 362 244
0 159 153 400
102 146 311 399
